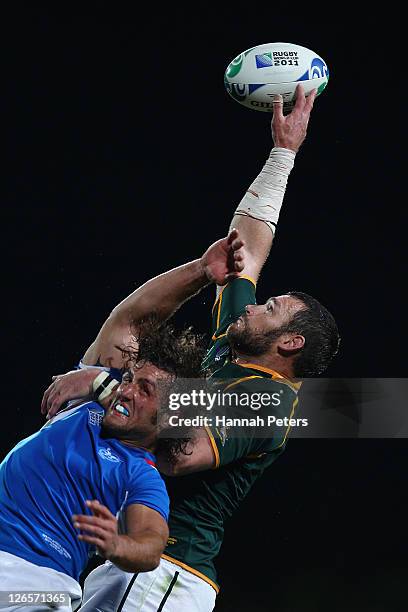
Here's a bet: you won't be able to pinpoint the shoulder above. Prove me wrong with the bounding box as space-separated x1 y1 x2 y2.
126 450 163 480
230 375 298 415
44 400 102 427
225 374 297 395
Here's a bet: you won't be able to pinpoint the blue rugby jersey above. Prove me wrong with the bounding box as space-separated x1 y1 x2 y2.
0 402 169 581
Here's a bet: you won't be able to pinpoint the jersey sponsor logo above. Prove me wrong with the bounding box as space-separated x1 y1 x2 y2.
88 408 103 427
98 447 121 462
41 533 72 559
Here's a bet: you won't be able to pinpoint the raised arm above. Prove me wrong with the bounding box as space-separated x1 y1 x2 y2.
82 229 245 368
158 87 319 476
226 84 316 286
84 84 317 370
41 230 245 417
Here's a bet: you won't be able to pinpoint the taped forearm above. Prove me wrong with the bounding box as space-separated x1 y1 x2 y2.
234 148 296 233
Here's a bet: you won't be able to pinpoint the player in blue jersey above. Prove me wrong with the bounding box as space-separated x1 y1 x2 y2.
0 324 197 610
0 230 245 611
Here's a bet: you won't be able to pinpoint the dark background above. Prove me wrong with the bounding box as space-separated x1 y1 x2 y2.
2 9 406 611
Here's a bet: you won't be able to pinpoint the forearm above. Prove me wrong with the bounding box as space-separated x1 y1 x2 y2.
110 259 209 325
109 531 166 572
156 431 216 476
221 89 314 287
227 147 296 284
82 231 244 368
228 214 273 284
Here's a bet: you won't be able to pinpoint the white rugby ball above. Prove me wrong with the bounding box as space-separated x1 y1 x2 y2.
224 42 329 113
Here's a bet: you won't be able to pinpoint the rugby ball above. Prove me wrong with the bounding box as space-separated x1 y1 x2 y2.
224 42 329 113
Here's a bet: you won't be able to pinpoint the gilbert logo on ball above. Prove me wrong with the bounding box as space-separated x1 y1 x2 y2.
224 42 329 112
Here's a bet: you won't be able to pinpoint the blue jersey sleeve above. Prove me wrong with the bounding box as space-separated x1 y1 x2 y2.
126 461 170 522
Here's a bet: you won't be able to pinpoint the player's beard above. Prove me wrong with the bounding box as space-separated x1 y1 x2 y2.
227 318 285 356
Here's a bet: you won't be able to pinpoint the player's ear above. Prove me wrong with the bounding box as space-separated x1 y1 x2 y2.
277 334 305 355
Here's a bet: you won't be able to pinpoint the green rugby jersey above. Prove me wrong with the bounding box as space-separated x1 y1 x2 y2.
163 278 300 591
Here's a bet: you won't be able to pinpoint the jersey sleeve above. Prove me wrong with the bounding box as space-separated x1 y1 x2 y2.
211 276 257 339
206 377 299 468
125 462 170 522
202 277 257 372
206 425 260 468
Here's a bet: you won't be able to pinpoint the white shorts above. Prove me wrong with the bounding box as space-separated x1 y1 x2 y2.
0 551 82 611
80 557 217 612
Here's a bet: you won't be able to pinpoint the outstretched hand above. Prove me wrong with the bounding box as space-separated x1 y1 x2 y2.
272 84 317 152
201 228 245 285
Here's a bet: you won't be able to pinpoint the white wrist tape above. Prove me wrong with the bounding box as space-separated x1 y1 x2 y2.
92 371 118 402
234 147 296 233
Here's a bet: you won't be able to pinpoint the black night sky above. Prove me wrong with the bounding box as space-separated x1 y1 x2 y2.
2 9 406 611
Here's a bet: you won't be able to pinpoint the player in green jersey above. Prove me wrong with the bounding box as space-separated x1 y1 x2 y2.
153 87 338 607
42 85 339 610
159 281 338 599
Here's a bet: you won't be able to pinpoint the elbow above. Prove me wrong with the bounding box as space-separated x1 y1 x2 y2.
134 538 166 573
107 306 128 325
143 554 161 572
110 295 156 323
116 553 161 574
130 552 161 573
